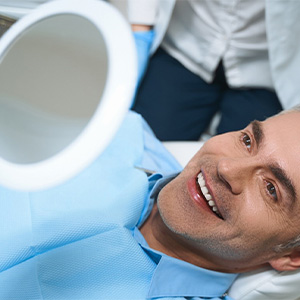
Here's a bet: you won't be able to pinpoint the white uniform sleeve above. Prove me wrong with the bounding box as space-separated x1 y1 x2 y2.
128 0 158 25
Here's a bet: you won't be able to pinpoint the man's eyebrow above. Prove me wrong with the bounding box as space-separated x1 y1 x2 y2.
269 164 297 206
250 120 297 205
250 120 264 148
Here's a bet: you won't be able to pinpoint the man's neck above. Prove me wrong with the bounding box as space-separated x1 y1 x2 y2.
140 203 268 274
140 203 222 270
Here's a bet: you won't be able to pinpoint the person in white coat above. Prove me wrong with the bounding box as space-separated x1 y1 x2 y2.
130 0 300 141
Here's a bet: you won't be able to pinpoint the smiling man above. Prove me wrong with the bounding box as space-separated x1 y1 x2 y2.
140 106 300 279
2 108 300 300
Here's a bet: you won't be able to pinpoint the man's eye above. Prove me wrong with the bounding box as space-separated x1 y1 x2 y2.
242 133 251 151
266 181 278 201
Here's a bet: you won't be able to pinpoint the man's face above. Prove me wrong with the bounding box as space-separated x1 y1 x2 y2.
157 112 300 272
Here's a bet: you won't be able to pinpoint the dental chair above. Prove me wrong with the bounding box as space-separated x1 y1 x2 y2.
0 1 299 299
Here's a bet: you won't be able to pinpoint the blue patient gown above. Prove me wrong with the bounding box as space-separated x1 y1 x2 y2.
0 112 235 299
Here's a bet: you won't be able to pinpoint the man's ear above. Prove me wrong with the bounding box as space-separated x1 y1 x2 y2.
269 249 300 271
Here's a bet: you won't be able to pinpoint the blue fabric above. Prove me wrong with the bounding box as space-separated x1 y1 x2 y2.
0 112 153 299
139 114 182 176
0 111 235 299
134 227 237 299
133 30 155 86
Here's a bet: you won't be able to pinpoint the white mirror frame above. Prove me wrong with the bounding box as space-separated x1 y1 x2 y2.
0 0 137 191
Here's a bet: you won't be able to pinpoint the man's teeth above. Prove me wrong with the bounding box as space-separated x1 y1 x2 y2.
197 172 221 217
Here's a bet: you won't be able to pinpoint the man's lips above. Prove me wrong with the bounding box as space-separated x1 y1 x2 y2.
187 172 224 220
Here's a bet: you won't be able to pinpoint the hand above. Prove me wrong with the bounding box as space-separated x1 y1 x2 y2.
132 28 155 85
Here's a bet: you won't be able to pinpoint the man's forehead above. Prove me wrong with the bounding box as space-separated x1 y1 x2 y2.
264 110 300 129
261 112 300 207
257 112 300 149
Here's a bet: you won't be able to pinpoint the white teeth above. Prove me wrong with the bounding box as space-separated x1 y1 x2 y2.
200 186 209 195
208 200 215 207
205 194 212 200
197 172 221 217
199 178 205 186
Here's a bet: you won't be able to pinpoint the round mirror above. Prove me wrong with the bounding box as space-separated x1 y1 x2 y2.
0 0 137 190
0 14 108 164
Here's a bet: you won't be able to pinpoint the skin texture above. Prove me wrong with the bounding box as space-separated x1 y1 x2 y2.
131 24 152 31
141 111 300 273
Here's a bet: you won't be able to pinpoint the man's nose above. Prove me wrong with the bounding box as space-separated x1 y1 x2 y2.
217 157 256 195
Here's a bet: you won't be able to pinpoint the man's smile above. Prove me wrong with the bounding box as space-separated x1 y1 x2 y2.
187 170 224 220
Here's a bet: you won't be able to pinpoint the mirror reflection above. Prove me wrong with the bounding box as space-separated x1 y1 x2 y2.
0 14 108 164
